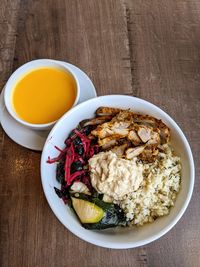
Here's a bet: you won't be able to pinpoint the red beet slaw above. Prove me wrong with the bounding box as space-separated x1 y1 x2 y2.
47 126 99 202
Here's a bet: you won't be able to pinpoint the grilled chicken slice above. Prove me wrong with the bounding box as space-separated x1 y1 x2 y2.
132 114 157 127
136 126 152 143
146 131 160 145
101 138 130 150
91 121 130 139
98 135 125 146
110 143 128 157
127 130 142 146
157 121 170 144
112 110 134 122
125 146 146 159
101 139 117 150
80 116 112 127
95 107 122 116
132 114 170 144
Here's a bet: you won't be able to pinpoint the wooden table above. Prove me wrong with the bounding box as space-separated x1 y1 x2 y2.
0 1 200 266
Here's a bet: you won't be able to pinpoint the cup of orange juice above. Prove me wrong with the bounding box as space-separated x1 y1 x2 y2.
4 59 80 130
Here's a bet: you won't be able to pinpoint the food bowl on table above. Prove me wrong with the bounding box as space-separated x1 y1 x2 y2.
40 95 194 249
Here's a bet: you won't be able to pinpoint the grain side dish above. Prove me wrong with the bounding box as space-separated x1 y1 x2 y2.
48 107 181 229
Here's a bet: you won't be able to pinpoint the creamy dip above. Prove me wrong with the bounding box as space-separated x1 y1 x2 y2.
88 151 144 201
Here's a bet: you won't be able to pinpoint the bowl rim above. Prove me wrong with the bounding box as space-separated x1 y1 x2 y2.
40 95 195 249
4 59 80 130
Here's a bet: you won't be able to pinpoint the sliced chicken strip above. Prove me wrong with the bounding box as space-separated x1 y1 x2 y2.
157 120 170 144
128 130 142 146
146 131 160 145
101 139 118 150
112 110 134 122
95 106 122 116
137 126 152 143
132 114 170 144
98 135 125 146
132 114 157 127
125 146 146 159
101 138 130 150
110 143 128 157
80 115 112 127
91 121 130 139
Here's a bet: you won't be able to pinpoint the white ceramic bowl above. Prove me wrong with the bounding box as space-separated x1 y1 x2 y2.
4 59 80 130
40 95 194 249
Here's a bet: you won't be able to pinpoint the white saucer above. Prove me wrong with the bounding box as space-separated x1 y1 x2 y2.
0 61 97 151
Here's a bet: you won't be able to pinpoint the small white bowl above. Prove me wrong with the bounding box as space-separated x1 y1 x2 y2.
4 59 80 130
41 95 195 249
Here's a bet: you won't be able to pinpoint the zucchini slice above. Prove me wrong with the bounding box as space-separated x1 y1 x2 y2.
71 197 104 223
70 194 127 229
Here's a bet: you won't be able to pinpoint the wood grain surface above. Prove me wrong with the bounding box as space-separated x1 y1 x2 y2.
0 0 199 266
